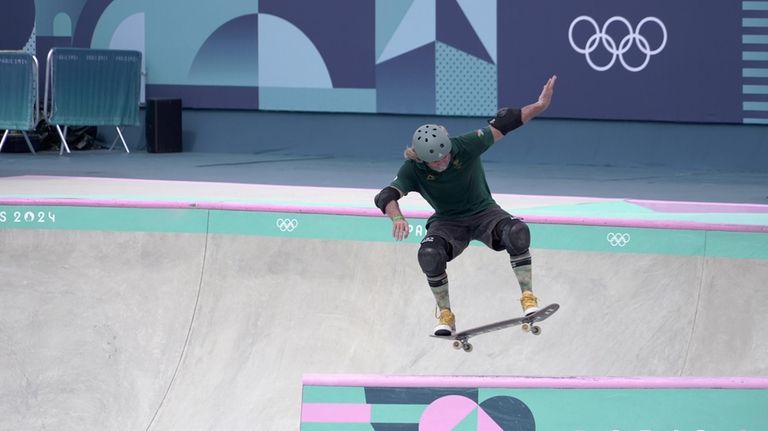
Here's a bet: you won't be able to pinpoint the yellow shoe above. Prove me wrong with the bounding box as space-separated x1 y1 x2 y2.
433 309 456 336
520 291 540 316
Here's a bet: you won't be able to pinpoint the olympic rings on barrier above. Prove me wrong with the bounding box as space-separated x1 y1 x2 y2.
276 218 299 232
606 232 631 247
569 16 667 72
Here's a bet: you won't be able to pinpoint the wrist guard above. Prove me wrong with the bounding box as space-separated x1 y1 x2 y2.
374 186 401 214
488 107 523 135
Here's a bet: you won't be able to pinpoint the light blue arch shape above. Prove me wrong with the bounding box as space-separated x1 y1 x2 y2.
109 13 145 50
90 0 147 48
258 13 331 88
35 1 84 37
144 1 257 85
109 13 146 103
53 13 73 37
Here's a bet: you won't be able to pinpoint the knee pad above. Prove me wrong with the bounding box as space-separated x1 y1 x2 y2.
418 236 450 277
495 218 530 256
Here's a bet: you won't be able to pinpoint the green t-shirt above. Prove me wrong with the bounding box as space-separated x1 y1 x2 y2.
391 127 498 225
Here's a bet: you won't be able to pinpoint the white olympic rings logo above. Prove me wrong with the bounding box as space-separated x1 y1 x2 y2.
606 232 631 247
569 16 667 72
276 218 299 232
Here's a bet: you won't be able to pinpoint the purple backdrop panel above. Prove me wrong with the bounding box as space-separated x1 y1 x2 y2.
259 0 375 88
498 0 742 123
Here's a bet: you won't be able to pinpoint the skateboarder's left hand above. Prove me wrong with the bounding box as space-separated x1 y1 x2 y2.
392 216 409 241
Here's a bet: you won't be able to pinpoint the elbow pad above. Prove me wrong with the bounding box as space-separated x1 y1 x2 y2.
488 107 523 135
374 186 401 214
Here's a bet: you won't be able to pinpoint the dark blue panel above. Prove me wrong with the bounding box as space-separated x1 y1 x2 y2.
498 0 742 123
260 0 375 88
146 85 259 110
437 0 493 63
480 396 536 431
72 0 112 48
0 0 35 49
189 14 258 84
364 386 478 404
376 43 436 115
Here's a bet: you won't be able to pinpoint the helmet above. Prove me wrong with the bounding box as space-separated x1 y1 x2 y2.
411 124 451 163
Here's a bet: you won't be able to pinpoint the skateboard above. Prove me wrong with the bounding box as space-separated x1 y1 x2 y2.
430 303 560 352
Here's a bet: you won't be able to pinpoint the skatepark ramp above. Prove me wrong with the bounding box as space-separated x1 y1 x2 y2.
2 201 768 430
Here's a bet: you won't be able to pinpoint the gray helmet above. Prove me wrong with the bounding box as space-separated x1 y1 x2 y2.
411 124 451 162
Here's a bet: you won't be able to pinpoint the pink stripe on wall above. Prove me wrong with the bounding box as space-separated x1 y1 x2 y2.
302 374 768 389
300 403 372 423
628 199 768 214
2 197 767 232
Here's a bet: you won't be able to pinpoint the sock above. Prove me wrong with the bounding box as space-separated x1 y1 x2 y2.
427 273 451 310
510 251 532 293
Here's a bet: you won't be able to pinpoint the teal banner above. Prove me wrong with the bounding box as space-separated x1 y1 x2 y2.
1 205 767 259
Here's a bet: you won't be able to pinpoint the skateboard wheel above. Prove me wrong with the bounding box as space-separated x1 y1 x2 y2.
521 323 531 332
531 326 542 335
463 343 473 352
452 341 462 350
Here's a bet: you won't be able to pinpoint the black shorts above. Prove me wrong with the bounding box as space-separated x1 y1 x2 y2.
424 205 517 260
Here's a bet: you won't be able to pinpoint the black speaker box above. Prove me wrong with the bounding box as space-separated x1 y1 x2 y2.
146 98 182 153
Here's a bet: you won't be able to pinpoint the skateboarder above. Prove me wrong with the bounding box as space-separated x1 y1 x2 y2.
374 75 557 336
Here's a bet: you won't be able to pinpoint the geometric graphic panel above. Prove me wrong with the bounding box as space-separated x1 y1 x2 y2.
190 14 258 87
302 377 768 431
260 0 375 88
437 0 493 64
258 13 330 88
479 396 535 430
24 0 758 120
419 396 481 430
498 0 743 123
377 0 435 65
436 42 497 116
418 395 535 430
376 42 436 114
741 0 768 124
375 0 414 61
72 0 112 48
456 0 497 63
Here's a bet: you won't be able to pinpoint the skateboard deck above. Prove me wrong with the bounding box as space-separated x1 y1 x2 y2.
431 303 560 352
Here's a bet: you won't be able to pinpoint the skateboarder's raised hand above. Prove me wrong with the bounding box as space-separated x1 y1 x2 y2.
374 75 557 337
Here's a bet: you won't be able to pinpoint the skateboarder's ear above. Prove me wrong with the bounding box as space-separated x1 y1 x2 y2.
404 147 421 161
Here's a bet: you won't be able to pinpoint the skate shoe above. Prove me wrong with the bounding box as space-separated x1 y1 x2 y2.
520 291 540 316
433 309 456 336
